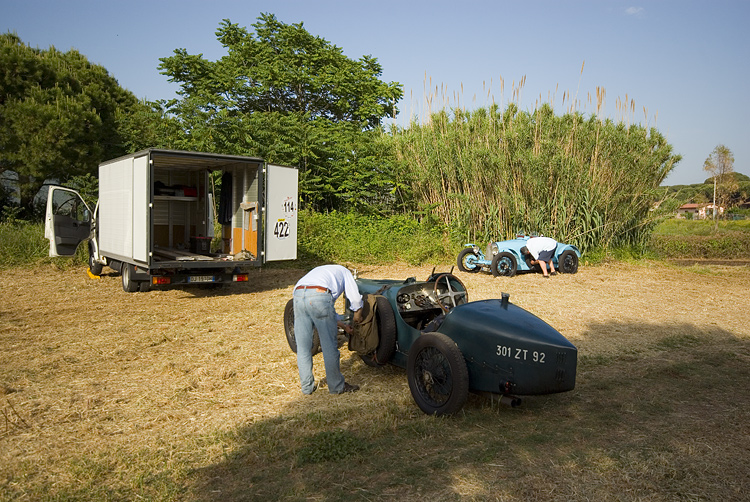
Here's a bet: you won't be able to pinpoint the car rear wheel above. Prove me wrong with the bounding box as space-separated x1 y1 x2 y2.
457 248 481 273
559 250 579 274
491 252 517 277
407 332 469 415
360 296 397 367
283 299 321 355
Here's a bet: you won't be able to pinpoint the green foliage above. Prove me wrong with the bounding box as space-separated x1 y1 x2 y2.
297 209 451 265
295 429 368 465
389 103 682 254
0 221 87 269
0 222 48 267
648 219 750 258
0 32 144 217
157 14 404 213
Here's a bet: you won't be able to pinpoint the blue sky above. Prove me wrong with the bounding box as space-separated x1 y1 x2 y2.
3 0 748 185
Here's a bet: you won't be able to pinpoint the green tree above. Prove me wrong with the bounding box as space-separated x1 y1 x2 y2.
0 33 142 217
158 13 403 212
703 144 735 221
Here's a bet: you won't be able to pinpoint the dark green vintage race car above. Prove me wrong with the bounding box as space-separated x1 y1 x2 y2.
284 270 577 415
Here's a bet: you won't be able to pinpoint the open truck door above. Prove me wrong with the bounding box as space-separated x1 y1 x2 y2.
44 186 91 257
264 164 298 262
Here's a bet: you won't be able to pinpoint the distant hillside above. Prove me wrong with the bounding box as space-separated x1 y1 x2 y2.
663 172 750 207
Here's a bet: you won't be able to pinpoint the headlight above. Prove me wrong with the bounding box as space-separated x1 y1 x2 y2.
491 243 499 255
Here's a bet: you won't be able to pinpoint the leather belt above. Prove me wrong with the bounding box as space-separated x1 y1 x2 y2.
295 285 329 293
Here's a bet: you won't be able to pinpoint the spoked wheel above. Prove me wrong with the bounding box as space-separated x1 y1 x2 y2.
559 250 579 274
456 248 481 273
433 274 468 314
360 296 397 367
491 252 517 277
283 299 321 355
407 332 469 415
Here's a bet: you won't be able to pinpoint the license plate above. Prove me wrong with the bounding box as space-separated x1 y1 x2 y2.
188 275 215 283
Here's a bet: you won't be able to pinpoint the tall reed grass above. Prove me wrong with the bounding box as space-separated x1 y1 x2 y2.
390 79 681 253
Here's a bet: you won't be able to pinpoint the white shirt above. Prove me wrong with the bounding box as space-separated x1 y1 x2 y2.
525 236 557 259
295 264 364 312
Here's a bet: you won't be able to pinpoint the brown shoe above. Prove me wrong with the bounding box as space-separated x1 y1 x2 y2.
340 382 359 393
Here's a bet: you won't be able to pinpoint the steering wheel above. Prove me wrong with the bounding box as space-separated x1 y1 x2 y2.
433 274 468 314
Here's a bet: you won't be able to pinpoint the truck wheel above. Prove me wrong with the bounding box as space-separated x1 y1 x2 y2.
88 244 103 276
491 252 517 277
121 263 139 293
360 296 397 367
283 299 321 355
457 248 481 273
407 332 469 415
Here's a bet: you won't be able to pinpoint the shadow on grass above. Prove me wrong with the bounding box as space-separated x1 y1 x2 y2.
187 322 750 501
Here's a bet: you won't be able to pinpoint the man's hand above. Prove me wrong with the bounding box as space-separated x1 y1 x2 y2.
338 321 353 335
353 308 363 324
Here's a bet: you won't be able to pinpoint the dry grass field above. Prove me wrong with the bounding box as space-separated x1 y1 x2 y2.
1 261 749 501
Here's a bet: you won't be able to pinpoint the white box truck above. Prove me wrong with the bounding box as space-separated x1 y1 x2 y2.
44 149 298 292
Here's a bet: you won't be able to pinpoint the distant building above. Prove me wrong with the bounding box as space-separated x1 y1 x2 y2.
677 203 724 219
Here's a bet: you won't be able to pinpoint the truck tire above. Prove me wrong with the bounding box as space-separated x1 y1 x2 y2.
88 244 103 276
121 263 139 293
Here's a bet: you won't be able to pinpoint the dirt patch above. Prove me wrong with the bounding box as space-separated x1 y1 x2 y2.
1 261 749 498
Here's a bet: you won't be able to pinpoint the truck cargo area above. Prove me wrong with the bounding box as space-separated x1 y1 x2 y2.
145 151 263 268
45 148 298 292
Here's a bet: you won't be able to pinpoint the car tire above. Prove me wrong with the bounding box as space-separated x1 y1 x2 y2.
491 252 517 277
457 248 481 273
121 263 139 293
559 250 579 274
407 332 469 415
283 299 321 355
360 296 397 367
88 244 103 276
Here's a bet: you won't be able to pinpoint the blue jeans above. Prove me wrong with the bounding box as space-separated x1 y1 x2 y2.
293 289 345 394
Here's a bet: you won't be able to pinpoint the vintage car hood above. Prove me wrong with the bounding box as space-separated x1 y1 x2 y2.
440 298 575 350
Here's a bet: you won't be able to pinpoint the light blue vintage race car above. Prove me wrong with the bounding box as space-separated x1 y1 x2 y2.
457 235 581 277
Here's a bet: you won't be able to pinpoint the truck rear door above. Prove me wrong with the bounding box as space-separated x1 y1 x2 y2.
44 186 91 257
264 164 298 262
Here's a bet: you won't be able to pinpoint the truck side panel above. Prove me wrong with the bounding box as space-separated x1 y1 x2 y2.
99 154 149 265
264 165 298 262
132 155 149 263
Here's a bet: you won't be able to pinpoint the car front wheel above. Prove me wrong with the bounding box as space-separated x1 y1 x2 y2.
491 252 517 277
407 332 469 415
360 296 397 367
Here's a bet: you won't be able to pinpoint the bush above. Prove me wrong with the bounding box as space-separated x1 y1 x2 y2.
0 221 87 269
297 209 452 265
647 233 750 259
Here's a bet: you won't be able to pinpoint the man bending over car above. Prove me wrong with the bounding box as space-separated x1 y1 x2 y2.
521 236 558 278
293 264 363 394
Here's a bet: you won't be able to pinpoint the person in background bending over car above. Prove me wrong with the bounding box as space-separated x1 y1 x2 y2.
293 264 363 394
521 236 558 278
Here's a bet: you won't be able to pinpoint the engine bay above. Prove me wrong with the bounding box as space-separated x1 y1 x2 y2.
395 279 466 331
